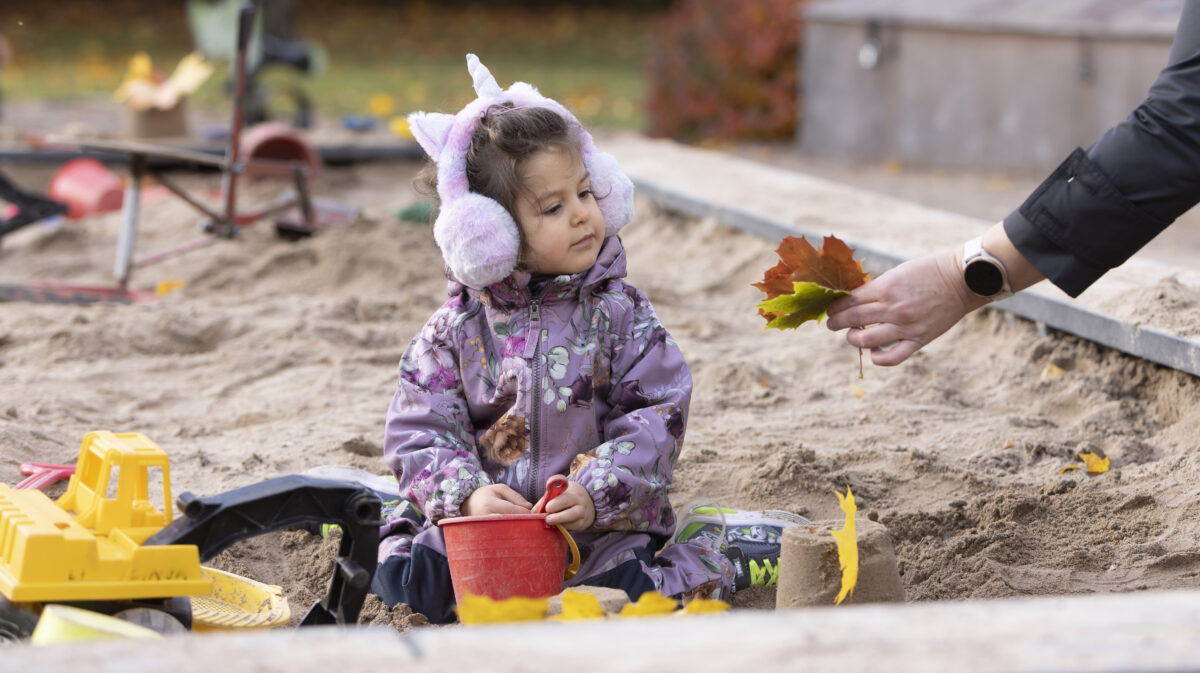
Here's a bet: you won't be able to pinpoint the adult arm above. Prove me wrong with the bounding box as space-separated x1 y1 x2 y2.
826 222 1044 365
1007 0 1200 295
828 1 1200 364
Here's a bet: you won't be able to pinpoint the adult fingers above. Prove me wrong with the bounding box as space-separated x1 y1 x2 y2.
845 322 903 351
825 300 891 332
846 323 923 366
825 286 885 330
870 340 922 366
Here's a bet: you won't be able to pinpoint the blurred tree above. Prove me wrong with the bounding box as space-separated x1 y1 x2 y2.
645 0 807 142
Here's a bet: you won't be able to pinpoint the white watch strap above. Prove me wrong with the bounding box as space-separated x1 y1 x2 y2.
963 235 985 263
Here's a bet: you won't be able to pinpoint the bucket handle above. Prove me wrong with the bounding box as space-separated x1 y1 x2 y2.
538 476 581 580
556 524 580 580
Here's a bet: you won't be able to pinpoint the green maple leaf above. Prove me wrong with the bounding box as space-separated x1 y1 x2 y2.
757 282 850 329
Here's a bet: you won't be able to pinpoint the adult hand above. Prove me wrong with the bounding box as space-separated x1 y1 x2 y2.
534 478 596 531
825 248 987 366
461 483 532 516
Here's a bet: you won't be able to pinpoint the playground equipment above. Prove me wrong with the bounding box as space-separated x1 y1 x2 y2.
14 0 350 305
187 0 321 129
0 431 381 642
239 120 321 180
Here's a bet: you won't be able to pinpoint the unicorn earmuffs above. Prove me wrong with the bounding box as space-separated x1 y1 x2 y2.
407 54 635 289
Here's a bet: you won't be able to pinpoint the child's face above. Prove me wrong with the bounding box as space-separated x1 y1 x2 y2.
513 146 606 276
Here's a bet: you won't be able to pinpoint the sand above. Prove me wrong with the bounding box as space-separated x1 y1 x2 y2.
2 153 1200 635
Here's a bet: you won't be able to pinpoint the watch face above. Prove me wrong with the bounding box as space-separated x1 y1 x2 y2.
965 259 1005 296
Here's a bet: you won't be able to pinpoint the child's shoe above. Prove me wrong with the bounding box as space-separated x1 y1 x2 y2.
671 502 809 593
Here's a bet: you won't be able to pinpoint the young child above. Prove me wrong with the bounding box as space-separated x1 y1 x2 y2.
372 55 734 623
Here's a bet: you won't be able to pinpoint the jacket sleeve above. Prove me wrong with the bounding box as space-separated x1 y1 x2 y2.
1004 0 1200 297
576 286 691 535
385 305 491 523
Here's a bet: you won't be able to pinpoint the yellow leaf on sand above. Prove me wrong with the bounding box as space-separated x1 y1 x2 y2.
1079 451 1110 474
456 593 548 625
682 598 730 615
551 589 605 621
1059 464 1081 474
1040 362 1066 380
155 279 186 296
618 591 678 617
850 385 866 398
830 486 858 605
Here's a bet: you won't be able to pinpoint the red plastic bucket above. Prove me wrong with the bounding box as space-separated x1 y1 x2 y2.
47 158 124 219
439 513 575 602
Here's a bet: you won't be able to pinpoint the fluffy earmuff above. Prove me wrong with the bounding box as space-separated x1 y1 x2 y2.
408 55 635 289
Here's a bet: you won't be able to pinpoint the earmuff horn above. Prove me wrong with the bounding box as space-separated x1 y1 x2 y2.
466 53 503 100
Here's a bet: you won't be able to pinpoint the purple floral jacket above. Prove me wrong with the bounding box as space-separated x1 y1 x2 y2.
380 236 731 594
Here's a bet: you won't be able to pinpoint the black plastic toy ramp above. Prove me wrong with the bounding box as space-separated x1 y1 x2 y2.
143 474 382 627
0 168 68 240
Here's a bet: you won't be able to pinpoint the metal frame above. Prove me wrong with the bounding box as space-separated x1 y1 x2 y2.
38 0 315 298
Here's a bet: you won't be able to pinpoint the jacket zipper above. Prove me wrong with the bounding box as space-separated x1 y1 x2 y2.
527 296 542 503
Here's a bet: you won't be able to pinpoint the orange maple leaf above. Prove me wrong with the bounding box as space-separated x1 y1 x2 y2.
753 235 869 328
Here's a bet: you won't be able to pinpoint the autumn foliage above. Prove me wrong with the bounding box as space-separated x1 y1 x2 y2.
644 0 808 142
754 235 869 329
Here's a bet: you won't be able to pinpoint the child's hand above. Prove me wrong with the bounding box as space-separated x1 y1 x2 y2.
535 478 596 531
461 484 533 516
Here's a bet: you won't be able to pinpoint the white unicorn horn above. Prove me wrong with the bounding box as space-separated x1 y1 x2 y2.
466 53 503 99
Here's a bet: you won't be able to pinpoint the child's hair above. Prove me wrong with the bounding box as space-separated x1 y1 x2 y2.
406 55 634 289
416 104 582 219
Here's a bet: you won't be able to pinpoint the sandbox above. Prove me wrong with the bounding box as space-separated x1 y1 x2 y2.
2 137 1199 670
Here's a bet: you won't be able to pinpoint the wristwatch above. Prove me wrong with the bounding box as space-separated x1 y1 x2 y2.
962 236 1013 300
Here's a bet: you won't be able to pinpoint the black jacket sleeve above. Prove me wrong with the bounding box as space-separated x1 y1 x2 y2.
1004 0 1200 297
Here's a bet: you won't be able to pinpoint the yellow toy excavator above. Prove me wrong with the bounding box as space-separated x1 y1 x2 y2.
0 431 381 641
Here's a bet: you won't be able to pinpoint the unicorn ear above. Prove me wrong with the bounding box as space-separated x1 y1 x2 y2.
466 53 503 99
407 111 456 161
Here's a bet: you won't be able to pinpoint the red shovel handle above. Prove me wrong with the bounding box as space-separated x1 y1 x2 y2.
535 475 580 580
535 475 569 514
